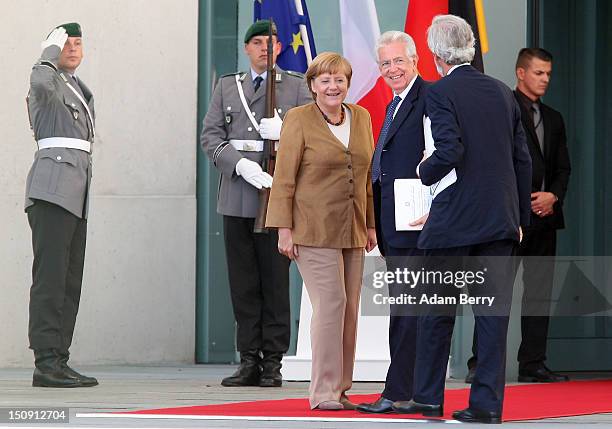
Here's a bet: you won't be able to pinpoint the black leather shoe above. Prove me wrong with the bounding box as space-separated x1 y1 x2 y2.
62 365 98 387
32 349 83 388
221 350 261 387
518 365 569 383
57 351 98 386
356 397 395 414
259 351 283 387
392 399 443 417
452 408 501 424
465 366 476 384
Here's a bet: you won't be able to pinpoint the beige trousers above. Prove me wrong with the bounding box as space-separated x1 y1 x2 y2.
295 246 365 409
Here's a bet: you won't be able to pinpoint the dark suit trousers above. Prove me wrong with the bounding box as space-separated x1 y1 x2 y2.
413 240 517 413
27 199 87 352
381 244 423 401
467 228 556 370
223 216 291 353
518 228 557 367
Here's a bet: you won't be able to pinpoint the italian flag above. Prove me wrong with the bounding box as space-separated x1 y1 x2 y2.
340 0 488 142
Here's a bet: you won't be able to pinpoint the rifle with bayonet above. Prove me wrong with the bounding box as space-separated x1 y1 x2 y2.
254 19 277 233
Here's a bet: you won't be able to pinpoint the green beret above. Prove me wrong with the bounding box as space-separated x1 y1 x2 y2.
57 22 82 37
244 19 277 43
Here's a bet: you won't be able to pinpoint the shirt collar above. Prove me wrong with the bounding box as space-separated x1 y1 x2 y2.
447 63 471 75
250 69 267 81
394 74 418 100
516 87 540 108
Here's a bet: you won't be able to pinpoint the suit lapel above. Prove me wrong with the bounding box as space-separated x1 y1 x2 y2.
78 79 94 106
242 74 255 104
383 77 421 146
251 83 266 105
515 92 544 161
542 105 552 162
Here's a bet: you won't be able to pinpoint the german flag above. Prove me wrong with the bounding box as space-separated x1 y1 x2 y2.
404 0 489 81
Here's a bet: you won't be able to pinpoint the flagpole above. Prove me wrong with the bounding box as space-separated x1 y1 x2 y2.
294 0 314 64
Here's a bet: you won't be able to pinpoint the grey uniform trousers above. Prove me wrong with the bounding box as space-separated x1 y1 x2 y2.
27 199 87 352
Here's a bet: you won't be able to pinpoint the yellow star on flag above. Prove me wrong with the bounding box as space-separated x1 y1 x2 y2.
290 32 304 55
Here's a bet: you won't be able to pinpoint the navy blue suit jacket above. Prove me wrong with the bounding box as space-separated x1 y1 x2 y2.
373 76 430 251
418 65 532 249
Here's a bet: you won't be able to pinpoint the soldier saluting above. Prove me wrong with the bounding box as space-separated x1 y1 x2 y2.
201 20 311 387
25 23 97 388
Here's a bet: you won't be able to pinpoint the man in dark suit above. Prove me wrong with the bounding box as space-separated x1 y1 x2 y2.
391 15 532 424
465 48 571 384
356 31 429 414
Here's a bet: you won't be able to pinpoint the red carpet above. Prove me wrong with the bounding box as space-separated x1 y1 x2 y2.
125 380 612 422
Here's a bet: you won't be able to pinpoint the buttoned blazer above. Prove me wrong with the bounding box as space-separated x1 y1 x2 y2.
418 66 532 249
374 76 430 250
266 103 375 248
25 45 95 219
201 68 312 218
514 91 570 231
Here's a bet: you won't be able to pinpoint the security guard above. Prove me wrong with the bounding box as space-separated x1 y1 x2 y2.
201 20 311 387
25 23 97 388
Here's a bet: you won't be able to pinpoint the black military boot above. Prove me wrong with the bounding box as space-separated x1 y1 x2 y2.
259 351 283 387
221 350 261 387
58 350 98 387
32 349 83 388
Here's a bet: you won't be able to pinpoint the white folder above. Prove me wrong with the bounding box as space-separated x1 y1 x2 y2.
394 179 432 231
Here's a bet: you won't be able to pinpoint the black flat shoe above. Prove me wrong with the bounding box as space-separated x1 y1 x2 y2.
453 408 502 424
392 399 443 417
518 365 569 383
32 368 84 388
356 397 395 414
62 365 98 387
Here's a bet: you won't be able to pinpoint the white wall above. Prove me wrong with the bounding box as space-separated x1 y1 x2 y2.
1 1 198 366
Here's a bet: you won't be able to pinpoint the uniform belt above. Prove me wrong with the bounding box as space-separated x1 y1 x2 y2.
38 137 91 153
229 139 279 152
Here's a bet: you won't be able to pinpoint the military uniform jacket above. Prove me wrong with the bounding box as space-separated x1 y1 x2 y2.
201 68 312 218
25 45 95 219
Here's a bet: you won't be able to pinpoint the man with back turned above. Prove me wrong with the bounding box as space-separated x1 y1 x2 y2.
391 15 532 423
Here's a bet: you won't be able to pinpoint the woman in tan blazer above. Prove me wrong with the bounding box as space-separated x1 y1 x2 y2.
266 52 377 410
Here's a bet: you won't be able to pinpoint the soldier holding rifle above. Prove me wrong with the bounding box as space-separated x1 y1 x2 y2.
201 19 311 387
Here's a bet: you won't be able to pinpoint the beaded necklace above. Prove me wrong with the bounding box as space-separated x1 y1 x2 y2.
316 103 345 126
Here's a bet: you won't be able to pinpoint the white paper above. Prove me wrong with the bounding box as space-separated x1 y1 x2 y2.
394 179 432 231
423 116 457 199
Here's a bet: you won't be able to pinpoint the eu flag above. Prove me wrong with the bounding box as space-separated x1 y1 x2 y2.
254 0 317 73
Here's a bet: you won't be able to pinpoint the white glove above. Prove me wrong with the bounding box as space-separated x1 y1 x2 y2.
259 110 283 141
41 27 68 51
235 158 273 189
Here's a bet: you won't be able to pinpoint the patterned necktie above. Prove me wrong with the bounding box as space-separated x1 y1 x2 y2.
371 95 402 183
253 76 264 92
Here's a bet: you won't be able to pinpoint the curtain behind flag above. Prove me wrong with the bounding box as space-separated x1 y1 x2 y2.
340 0 392 143
405 0 488 81
254 0 317 73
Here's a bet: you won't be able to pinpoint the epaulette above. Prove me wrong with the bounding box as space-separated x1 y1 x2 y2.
220 71 244 79
285 70 305 79
36 60 58 72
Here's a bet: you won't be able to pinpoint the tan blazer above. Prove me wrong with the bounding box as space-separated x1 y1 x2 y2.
266 102 375 248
